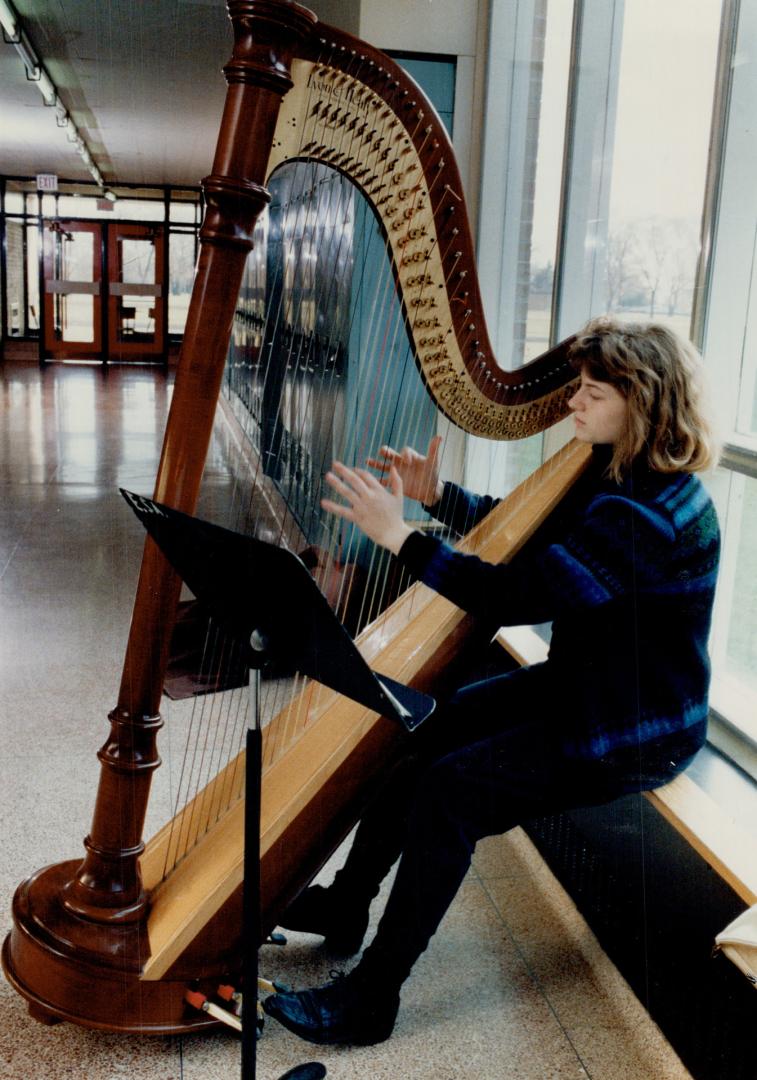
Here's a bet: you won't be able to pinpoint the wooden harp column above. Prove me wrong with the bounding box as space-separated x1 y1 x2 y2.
2 0 589 1035
2 0 317 1033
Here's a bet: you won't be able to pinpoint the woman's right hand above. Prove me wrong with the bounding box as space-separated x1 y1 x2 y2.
367 434 444 505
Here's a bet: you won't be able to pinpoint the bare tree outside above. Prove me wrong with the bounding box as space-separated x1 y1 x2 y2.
606 226 641 311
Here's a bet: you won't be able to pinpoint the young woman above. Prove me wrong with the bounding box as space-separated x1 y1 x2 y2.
264 317 721 1046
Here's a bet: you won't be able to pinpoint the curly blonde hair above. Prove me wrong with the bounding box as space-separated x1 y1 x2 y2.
569 317 719 481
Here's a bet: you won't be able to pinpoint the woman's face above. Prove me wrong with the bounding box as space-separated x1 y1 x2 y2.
568 369 627 445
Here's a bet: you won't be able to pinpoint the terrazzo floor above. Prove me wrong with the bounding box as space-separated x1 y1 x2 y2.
0 357 692 1080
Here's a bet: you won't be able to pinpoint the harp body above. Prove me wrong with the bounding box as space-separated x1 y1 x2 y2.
2 0 588 1033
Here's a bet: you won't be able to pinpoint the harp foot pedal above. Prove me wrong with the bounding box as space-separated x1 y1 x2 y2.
211 978 289 1035
185 989 243 1033
216 983 243 1014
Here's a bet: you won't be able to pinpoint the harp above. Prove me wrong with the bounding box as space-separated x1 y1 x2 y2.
2 0 591 1034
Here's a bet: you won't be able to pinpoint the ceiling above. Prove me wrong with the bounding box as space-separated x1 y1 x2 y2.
1 0 341 189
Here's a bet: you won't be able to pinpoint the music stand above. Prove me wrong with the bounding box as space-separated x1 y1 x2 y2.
122 490 435 1079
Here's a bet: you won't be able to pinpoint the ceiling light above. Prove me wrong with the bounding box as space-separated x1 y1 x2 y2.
102 189 117 203
0 0 18 38
36 68 56 106
1 0 107 191
14 33 38 76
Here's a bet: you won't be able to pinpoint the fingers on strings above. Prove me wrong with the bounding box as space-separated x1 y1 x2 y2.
365 445 398 474
366 434 442 472
322 462 379 517
427 433 443 461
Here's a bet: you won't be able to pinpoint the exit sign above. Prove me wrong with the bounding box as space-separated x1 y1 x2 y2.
36 173 58 192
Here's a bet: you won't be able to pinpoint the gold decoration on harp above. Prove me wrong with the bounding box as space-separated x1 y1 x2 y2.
266 59 575 440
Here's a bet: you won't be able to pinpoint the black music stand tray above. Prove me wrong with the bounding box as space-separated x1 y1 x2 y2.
122 490 435 1080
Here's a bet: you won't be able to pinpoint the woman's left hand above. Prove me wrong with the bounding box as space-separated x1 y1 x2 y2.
322 461 414 555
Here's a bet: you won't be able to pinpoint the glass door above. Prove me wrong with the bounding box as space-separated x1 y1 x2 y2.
107 223 165 360
42 220 102 360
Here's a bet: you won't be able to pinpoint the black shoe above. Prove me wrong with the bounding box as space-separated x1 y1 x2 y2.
263 970 399 1046
278 885 369 956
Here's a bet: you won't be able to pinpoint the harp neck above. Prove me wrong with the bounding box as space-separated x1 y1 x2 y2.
264 26 577 438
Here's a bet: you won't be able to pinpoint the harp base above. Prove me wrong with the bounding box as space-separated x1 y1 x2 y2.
2 861 234 1034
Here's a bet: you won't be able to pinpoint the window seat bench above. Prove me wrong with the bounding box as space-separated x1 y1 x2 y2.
494 626 757 906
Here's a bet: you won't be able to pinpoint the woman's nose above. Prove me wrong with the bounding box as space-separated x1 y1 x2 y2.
568 390 581 411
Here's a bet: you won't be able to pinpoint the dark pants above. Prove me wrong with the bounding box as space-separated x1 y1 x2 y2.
337 664 696 988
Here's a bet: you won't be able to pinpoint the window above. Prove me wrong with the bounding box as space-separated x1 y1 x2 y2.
481 0 756 777
696 0 757 773
473 0 576 496
168 231 197 335
599 0 721 331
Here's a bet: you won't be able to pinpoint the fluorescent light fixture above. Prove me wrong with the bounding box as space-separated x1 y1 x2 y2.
14 33 38 76
36 68 56 105
0 0 108 194
0 0 17 37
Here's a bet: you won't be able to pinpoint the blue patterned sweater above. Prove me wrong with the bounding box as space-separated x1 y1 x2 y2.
398 450 721 761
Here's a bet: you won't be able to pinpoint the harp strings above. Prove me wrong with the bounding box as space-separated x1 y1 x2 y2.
158 47 379 871
247 54 444 762
159 52 331 874
159 48 532 877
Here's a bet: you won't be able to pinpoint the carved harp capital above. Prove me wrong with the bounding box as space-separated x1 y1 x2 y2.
224 0 318 92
